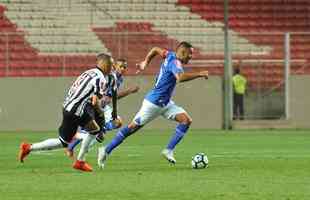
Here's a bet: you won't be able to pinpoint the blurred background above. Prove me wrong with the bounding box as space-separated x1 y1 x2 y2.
0 0 309 130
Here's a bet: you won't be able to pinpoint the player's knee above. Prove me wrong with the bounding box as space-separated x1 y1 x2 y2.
127 122 143 135
176 113 192 125
128 122 138 129
88 124 101 135
114 118 123 128
187 117 193 125
84 120 101 134
182 116 192 126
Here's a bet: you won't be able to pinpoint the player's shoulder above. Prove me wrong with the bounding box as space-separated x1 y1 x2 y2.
85 68 111 85
83 67 102 77
165 51 178 64
93 67 109 80
165 50 176 59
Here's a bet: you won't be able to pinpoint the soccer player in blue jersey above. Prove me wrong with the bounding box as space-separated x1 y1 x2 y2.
97 41 209 168
65 59 139 158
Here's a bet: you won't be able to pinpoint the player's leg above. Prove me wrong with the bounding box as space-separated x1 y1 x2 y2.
105 117 123 131
19 138 64 163
98 99 162 168
65 130 88 158
104 121 141 152
68 105 111 158
102 105 123 131
72 103 105 172
105 99 160 154
161 102 192 164
76 120 101 159
97 121 142 168
72 119 101 172
95 105 121 142
18 110 78 163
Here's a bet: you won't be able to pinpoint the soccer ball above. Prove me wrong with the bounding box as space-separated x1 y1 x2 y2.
191 153 208 169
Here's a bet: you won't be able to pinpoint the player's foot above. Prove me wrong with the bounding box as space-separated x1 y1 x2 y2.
73 160 93 172
97 146 108 169
161 149 176 164
96 132 105 143
64 148 74 158
18 142 31 163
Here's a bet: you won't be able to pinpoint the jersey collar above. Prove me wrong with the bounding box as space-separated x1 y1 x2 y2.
96 66 106 76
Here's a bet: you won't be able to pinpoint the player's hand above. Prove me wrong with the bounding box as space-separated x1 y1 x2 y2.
129 85 140 94
199 71 209 79
136 60 147 74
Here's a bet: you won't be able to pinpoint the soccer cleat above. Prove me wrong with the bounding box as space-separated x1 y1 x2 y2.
95 132 105 143
97 146 108 169
64 148 74 159
161 149 176 164
18 142 31 163
73 160 93 172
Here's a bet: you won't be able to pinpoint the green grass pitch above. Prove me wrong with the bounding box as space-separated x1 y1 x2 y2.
0 130 309 200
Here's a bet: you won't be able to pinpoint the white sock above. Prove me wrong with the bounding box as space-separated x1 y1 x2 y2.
77 134 96 161
31 138 63 151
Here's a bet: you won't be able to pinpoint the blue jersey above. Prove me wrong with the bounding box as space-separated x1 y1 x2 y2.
145 51 184 107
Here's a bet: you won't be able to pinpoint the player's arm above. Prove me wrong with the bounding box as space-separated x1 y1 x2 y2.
175 71 209 83
136 47 167 73
117 86 140 99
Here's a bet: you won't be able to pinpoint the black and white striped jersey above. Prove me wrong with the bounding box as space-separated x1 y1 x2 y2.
63 67 109 116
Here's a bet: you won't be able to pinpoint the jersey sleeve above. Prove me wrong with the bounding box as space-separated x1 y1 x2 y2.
170 59 184 75
94 76 108 97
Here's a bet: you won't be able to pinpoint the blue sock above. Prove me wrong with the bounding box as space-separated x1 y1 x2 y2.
68 138 81 151
166 123 190 150
105 126 132 154
104 120 118 131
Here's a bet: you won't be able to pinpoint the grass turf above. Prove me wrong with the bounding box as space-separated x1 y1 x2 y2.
0 129 309 200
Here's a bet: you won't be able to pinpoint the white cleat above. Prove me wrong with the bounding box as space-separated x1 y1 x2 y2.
161 149 176 164
97 146 108 169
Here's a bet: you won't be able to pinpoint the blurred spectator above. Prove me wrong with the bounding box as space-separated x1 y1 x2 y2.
233 66 247 120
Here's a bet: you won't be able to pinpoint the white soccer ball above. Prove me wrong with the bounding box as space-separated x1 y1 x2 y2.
191 153 208 169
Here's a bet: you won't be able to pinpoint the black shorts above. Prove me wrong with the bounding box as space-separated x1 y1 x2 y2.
58 103 105 146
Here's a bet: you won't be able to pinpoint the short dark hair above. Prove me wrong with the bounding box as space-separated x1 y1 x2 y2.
96 53 111 62
234 68 240 74
177 41 193 50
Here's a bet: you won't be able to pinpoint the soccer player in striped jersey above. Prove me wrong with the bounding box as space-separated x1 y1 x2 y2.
65 59 140 158
97 41 209 168
18 53 113 172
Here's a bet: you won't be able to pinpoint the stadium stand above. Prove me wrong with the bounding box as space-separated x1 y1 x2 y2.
0 0 309 86
178 0 310 88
